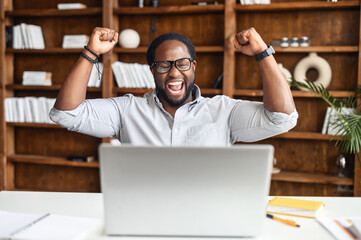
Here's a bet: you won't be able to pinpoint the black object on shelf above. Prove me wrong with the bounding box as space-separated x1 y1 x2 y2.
212 72 223 89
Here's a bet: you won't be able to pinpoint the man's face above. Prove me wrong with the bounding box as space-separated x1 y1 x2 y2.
151 40 196 107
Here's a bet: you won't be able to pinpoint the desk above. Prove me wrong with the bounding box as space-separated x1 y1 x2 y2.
1 191 360 240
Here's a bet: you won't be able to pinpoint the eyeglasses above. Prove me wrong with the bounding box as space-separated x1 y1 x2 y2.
152 58 194 74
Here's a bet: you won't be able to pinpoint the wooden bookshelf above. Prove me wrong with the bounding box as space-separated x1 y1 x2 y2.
0 0 360 196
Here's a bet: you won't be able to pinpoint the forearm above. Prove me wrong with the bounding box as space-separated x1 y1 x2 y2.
54 50 95 110
259 55 295 114
54 27 118 111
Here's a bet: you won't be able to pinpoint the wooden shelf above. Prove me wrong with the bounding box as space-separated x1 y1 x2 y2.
235 1 359 12
274 131 335 141
234 89 355 98
114 4 224 15
274 46 359 53
114 46 224 53
7 84 101 92
6 48 83 54
8 154 99 168
7 122 61 128
5 7 102 17
272 171 353 186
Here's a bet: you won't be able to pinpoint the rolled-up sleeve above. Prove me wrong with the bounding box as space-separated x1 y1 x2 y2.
49 97 126 139
229 100 298 143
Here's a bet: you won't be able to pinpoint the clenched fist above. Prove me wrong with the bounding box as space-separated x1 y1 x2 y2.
233 27 268 56
86 27 119 56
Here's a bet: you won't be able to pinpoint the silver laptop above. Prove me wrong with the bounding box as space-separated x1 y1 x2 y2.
99 144 274 238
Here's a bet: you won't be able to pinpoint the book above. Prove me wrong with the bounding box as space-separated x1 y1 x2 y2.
266 197 325 218
317 217 361 240
62 35 89 49
22 71 52 86
0 210 101 240
57 3 87 10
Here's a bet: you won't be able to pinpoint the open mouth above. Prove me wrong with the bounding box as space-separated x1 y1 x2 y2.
167 81 184 95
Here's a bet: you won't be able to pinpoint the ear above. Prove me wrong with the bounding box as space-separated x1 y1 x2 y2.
192 60 197 71
150 66 155 76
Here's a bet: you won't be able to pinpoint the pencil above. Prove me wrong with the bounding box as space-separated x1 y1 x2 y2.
266 213 300 227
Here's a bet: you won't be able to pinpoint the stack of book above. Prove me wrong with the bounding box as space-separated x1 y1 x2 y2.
6 23 45 49
62 35 89 49
239 0 270 5
5 97 56 124
22 71 52 86
112 61 155 89
57 3 87 10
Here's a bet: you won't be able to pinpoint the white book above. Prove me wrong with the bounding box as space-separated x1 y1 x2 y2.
120 62 133 88
118 62 129 88
57 3 87 10
38 97 48 123
16 98 26 122
135 63 149 88
111 62 122 87
24 97 33 123
327 107 355 135
22 71 52 86
20 23 30 49
27 25 45 49
5 98 11 122
28 97 40 123
321 107 332 135
62 35 89 49
0 210 101 240
130 63 142 88
13 25 22 49
7 98 15 122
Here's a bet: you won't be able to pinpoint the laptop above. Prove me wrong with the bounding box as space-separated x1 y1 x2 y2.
99 144 274 238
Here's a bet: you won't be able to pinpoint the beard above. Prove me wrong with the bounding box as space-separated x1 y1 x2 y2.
155 77 195 107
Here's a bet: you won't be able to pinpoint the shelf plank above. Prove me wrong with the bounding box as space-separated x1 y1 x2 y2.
274 131 335 141
235 1 359 12
8 154 99 168
6 84 101 92
5 7 102 17
6 48 83 54
272 171 353 185
7 122 61 128
114 4 224 15
114 46 224 53
274 46 359 53
234 89 355 98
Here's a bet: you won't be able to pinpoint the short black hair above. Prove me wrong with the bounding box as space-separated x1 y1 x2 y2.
146 33 196 66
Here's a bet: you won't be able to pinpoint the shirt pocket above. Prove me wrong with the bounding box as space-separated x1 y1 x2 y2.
184 123 220 146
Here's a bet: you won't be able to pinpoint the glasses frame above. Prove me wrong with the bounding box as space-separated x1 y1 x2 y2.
152 57 194 74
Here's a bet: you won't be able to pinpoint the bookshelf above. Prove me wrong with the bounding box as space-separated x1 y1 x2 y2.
0 0 360 196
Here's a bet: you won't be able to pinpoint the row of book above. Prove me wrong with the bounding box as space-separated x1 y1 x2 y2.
112 61 155 89
6 23 45 49
5 97 56 124
239 0 270 5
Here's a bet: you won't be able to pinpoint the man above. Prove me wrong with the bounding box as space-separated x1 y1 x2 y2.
50 27 298 146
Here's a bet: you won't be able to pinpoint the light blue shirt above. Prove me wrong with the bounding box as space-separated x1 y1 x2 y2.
49 85 298 146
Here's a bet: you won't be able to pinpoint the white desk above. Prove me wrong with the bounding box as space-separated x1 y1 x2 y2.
1 191 360 240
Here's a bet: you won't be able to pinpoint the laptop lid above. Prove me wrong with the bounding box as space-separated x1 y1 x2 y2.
99 144 274 238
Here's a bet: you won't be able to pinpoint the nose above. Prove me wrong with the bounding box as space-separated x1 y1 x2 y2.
168 63 181 77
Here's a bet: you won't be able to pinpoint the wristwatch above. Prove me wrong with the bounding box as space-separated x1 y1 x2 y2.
254 45 275 62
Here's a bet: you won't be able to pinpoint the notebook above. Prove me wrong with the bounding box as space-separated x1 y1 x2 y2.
267 197 325 218
99 144 274 238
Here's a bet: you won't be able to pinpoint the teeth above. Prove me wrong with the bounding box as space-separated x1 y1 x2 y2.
168 81 183 86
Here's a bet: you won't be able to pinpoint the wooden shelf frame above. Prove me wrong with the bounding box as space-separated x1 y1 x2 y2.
0 0 360 195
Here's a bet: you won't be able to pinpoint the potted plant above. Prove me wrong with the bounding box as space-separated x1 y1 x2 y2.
290 79 361 179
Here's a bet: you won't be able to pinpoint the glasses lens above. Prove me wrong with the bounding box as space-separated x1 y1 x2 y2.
156 61 171 73
176 58 191 71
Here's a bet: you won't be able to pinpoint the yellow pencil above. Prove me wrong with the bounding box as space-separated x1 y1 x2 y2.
267 213 300 227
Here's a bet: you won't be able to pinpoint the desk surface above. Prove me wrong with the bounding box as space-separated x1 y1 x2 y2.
1 191 360 240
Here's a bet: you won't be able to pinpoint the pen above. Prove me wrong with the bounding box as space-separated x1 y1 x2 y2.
266 213 300 228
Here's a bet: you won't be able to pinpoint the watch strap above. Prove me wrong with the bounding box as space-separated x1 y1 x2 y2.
254 45 275 62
